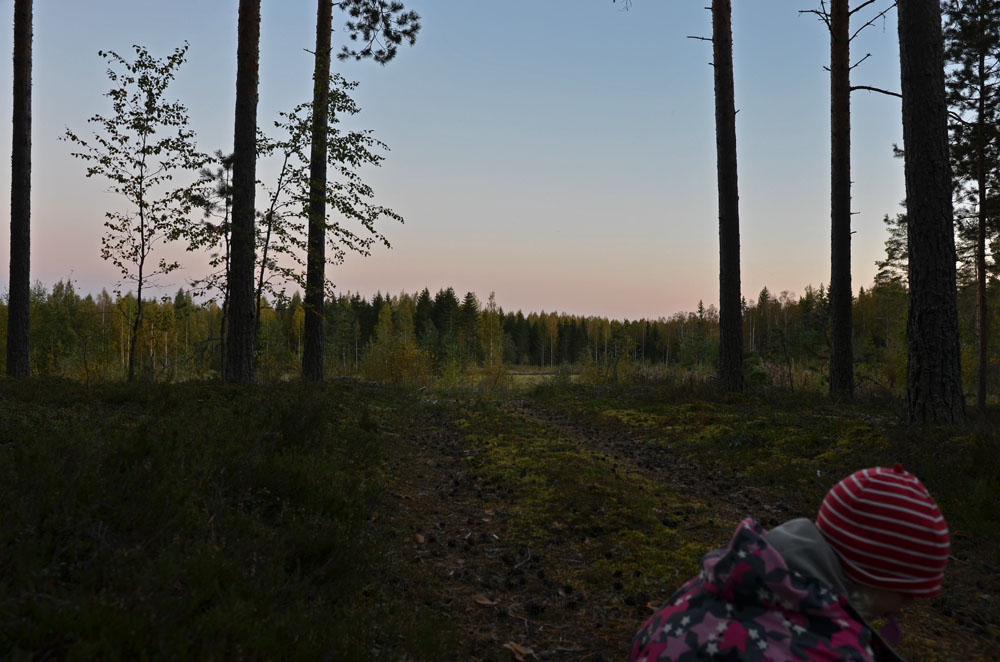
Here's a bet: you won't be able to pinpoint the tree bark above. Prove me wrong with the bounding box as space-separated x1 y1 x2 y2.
302 0 333 382
128 282 143 381
7 0 32 378
975 42 988 414
713 0 743 392
898 0 967 424
829 0 854 397
225 0 261 384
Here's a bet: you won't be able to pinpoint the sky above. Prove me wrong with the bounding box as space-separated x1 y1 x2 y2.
0 0 908 320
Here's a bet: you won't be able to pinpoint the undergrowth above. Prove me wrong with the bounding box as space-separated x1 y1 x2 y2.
0 378 455 660
2 375 996 660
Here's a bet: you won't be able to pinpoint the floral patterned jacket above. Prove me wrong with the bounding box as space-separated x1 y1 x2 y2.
631 519 902 661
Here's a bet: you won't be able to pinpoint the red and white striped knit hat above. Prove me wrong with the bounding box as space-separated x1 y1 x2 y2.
816 464 950 597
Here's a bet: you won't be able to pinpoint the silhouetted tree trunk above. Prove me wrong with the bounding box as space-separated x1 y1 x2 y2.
302 0 333 382
898 0 966 424
713 0 743 392
943 0 1000 415
829 0 853 397
226 0 260 384
6 0 32 378
975 112 987 413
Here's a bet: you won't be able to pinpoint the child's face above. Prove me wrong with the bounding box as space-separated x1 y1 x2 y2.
868 587 918 617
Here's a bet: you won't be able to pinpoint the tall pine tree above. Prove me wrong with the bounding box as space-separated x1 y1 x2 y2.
301 0 420 381
226 0 261 384
829 0 853 398
898 0 967 424
943 0 1000 414
302 0 334 382
713 0 743 392
6 0 32 377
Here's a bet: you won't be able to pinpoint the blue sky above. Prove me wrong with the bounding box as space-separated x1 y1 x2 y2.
0 1 906 319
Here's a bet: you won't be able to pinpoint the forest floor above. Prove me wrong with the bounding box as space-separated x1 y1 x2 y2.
375 380 999 661
2 377 998 660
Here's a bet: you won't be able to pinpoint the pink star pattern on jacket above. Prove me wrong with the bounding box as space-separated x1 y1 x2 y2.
631 519 898 661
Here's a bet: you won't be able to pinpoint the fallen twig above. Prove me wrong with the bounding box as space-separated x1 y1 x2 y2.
514 550 533 569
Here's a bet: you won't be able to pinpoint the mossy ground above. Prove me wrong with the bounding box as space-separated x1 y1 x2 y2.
1 377 996 660
518 381 1000 660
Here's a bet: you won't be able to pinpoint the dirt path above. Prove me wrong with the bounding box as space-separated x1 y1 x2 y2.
375 396 754 660
374 394 997 661
379 402 620 661
503 398 793 527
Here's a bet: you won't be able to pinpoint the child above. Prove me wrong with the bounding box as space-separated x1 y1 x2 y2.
631 464 949 661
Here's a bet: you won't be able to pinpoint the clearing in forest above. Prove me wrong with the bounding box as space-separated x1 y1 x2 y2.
1 378 996 660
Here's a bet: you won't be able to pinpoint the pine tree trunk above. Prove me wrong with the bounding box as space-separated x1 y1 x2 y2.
222 232 231 376
713 0 743 392
975 47 988 414
225 0 261 384
829 0 854 397
6 0 32 378
219 297 229 376
302 0 332 382
898 0 966 425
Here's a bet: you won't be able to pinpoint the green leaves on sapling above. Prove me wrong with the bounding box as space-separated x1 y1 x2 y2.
62 43 207 379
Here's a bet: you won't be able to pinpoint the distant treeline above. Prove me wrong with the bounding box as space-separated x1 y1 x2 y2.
0 275 994 392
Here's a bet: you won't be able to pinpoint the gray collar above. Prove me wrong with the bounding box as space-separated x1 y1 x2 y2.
763 519 905 661
762 517 849 596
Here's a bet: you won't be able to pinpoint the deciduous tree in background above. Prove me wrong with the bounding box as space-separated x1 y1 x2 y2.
64 44 204 381
712 0 743 392
252 77 402 340
898 0 967 424
226 0 261 384
7 0 32 377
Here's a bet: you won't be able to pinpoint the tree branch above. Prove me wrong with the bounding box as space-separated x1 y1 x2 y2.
686 35 712 42
948 111 974 127
799 4 832 31
849 0 879 16
850 52 872 70
850 84 901 98
850 2 896 42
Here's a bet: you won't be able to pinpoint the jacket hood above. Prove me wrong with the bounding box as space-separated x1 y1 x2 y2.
764 517 849 596
701 519 849 620
632 519 898 661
